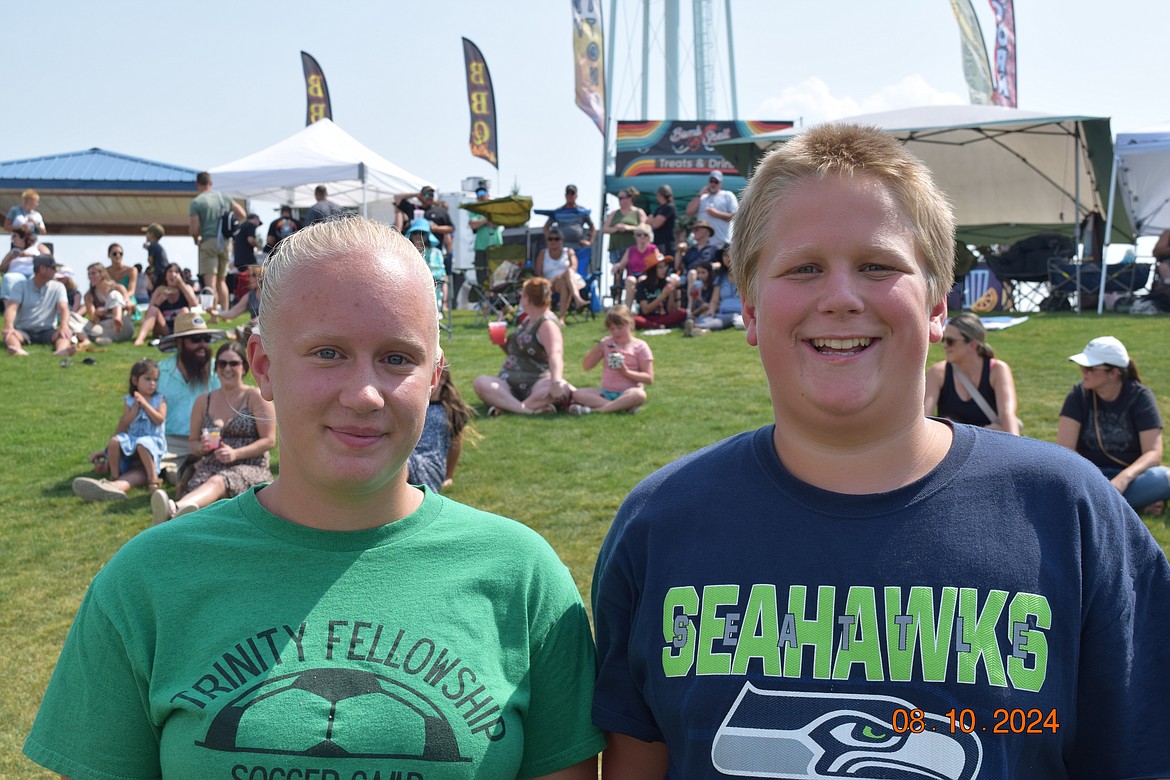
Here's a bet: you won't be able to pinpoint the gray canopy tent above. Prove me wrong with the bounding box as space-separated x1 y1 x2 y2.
718 105 1134 246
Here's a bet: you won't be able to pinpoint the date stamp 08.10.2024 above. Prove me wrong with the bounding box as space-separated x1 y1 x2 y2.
890 707 1059 735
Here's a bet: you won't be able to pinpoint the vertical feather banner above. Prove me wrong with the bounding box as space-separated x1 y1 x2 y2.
461 38 499 168
300 51 332 125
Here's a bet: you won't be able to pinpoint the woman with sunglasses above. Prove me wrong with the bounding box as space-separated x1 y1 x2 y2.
610 226 662 307
534 226 587 323
105 243 138 308
923 312 1020 435
151 340 274 522
601 186 647 296
1057 336 1170 514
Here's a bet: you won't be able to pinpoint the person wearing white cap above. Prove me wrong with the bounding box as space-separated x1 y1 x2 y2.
1058 335 1170 513
684 168 737 251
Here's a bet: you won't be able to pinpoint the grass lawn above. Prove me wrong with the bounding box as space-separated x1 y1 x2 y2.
3 308 1168 777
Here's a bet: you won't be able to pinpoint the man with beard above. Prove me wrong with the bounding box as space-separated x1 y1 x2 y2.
156 312 224 460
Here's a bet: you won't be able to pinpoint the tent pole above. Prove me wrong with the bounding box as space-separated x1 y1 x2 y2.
359 162 368 218
1099 151 1120 315
1074 124 1083 314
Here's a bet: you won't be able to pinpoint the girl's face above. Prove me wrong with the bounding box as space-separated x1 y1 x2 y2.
697 267 710 283
608 321 632 343
166 266 181 284
87 267 103 283
135 368 160 394
109 246 124 263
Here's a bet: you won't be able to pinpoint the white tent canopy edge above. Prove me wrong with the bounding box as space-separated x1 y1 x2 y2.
209 119 433 216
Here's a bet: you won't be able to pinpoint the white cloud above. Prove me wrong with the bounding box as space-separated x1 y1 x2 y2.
759 75 965 126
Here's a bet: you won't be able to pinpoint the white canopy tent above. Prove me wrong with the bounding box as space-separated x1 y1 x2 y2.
209 119 432 215
1114 123 1170 237
718 105 1133 246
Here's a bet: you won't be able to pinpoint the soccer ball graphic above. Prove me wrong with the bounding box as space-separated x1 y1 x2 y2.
196 667 469 763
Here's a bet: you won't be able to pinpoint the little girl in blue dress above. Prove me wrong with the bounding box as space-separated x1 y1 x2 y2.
72 358 168 502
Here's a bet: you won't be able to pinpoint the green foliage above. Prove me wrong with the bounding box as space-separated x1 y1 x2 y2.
3 309 1168 776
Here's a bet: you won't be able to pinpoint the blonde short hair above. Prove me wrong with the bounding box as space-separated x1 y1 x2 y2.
730 123 955 307
258 217 438 355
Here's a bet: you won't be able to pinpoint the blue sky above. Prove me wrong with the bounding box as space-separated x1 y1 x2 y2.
10 0 1169 275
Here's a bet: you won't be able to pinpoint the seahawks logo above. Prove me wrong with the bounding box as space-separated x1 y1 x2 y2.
712 684 982 779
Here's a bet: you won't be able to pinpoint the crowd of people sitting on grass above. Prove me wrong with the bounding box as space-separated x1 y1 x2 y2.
9 181 1170 526
25 131 1170 779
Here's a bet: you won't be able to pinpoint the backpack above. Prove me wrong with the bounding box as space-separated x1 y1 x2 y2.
219 207 241 240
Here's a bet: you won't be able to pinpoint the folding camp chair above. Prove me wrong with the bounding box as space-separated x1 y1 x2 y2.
467 244 526 326
1048 260 1152 313
986 234 1075 312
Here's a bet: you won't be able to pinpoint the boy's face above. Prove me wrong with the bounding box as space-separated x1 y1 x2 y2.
742 173 945 432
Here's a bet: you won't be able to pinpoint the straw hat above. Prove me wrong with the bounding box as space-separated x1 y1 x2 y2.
158 311 225 352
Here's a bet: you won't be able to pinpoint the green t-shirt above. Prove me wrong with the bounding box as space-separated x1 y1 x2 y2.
474 223 503 252
189 191 234 241
25 487 604 780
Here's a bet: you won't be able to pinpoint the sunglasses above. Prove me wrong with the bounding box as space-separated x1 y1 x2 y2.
185 335 214 344
635 233 651 239
217 359 244 368
709 178 720 183
110 251 123 257
618 194 631 200
941 336 969 347
547 236 563 242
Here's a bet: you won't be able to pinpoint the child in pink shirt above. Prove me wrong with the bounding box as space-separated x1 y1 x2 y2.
569 305 654 414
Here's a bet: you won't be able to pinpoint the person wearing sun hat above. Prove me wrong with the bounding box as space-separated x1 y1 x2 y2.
156 311 223 460
1058 335 1170 514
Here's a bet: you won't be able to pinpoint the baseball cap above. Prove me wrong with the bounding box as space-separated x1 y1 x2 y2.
565 184 578 194
708 170 724 182
33 255 61 271
1068 336 1129 369
421 186 436 196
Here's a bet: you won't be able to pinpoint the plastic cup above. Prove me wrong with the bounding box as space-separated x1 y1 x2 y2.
488 321 507 346
203 427 221 451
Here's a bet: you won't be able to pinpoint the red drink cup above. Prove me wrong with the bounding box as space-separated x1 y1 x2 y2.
488 321 507 346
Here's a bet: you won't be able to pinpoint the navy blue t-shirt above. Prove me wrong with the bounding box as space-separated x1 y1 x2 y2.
593 423 1170 778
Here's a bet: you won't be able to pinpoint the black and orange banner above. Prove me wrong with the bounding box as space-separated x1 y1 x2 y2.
988 0 1017 107
461 38 499 169
301 51 332 125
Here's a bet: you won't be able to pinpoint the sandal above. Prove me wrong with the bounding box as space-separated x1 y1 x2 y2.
487 405 502 418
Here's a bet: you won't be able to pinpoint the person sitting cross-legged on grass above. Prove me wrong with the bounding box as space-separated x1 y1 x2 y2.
72 358 167 502
1057 336 1170 515
569 305 653 415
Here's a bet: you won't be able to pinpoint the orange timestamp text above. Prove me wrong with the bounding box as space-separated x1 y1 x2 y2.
891 707 1059 735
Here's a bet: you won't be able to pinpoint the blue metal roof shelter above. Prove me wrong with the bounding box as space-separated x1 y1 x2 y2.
0 148 198 235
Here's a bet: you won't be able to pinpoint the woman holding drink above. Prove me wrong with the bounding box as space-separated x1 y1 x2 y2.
150 339 275 522
473 276 573 416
